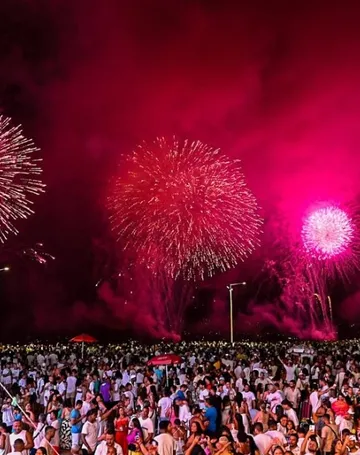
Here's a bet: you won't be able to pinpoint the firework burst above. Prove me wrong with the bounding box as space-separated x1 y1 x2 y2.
301 203 359 280
108 137 262 280
302 206 354 260
0 116 44 241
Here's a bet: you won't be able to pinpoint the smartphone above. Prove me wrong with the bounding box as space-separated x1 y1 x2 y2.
309 425 315 432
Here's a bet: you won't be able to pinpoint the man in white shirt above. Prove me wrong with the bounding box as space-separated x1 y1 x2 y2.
66 370 77 402
309 387 320 414
139 407 154 443
95 432 123 455
57 378 67 400
242 384 256 410
154 421 176 455
48 353 58 365
234 363 242 379
158 390 172 421
284 381 301 410
197 383 209 410
2 364 12 389
81 410 100 454
136 370 144 384
1 399 14 427
265 420 287 445
278 357 296 382
235 376 244 393
10 421 34 455
255 372 272 389
267 384 283 412
37 353 45 366
281 400 299 427
254 423 272 455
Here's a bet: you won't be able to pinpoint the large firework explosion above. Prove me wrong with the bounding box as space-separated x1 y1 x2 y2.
0 116 44 241
108 137 262 280
301 203 359 280
302 206 354 260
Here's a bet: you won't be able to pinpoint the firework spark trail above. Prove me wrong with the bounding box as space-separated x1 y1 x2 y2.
0 116 44 241
265 246 336 339
108 137 262 280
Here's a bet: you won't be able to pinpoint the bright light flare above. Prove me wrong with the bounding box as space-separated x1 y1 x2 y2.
302 206 353 259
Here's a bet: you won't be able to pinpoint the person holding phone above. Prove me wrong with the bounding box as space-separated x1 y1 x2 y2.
345 435 360 454
300 431 320 455
138 438 159 455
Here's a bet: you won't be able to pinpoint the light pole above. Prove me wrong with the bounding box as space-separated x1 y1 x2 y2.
227 282 246 343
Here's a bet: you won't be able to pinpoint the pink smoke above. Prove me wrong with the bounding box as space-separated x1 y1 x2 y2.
7 1 360 338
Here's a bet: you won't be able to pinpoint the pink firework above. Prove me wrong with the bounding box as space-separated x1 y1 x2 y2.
302 206 354 259
108 137 262 280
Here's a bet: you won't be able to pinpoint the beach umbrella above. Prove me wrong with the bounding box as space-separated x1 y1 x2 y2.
70 333 97 357
147 354 182 385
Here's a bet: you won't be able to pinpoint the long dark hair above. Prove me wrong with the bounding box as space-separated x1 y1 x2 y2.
235 413 247 443
235 414 257 455
131 418 144 440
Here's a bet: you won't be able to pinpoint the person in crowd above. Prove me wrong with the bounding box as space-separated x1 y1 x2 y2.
95 431 123 455
1 339 360 455
115 407 129 455
0 423 11 455
9 421 33 455
39 426 56 455
154 421 176 455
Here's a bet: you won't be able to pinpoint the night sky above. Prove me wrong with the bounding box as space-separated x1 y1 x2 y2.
1 1 360 341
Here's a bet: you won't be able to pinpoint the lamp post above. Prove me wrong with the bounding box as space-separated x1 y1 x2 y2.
227 282 246 343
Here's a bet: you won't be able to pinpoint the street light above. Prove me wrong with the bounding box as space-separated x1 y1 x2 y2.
227 282 246 343
0 266 9 272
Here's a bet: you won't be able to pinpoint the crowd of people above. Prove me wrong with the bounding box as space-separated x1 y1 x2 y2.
0 340 359 455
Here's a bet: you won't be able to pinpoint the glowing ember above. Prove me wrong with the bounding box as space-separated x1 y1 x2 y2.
108 137 262 280
302 206 353 259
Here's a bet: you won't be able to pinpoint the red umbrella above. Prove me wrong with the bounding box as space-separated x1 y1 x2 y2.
70 333 97 343
147 354 182 366
70 334 97 357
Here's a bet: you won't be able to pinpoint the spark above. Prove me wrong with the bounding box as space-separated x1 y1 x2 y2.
108 137 262 280
0 116 44 241
22 243 54 265
302 206 353 259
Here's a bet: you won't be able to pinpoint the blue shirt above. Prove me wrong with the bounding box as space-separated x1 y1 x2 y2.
176 390 186 401
205 406 217 433
70 409 82 434
154 368 163 380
